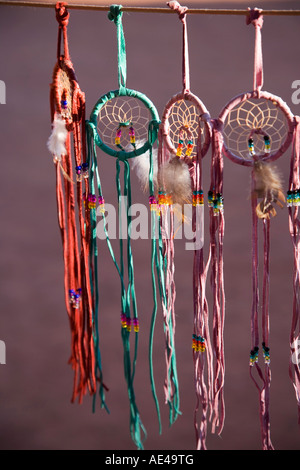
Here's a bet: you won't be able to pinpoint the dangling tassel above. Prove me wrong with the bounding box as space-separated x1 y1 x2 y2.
156 126 181 425
252 159 285 219
209 119 225 437
249 164 274 450
288 116 300 427
191 124 214 450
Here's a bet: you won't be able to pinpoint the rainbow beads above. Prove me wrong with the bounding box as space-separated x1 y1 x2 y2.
264 135 271 153
176 139 184 157
208 190 223 215
248 138 255 157
158 191 172 206
192 190 204 206
192 334 206 352
84 193 106 212
115 123 136 150
262 342 270 365
98 196 105 214
287 189 300 207
133 318 139 333
88 194 97 210
129 126 136 147
69 288 82 309
149 195 159 213
115 127 122 147
176 138 193 158
185 140 193 157
249 346 259 366
120 313 139 332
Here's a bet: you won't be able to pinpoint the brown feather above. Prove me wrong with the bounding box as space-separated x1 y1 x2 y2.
252 161 285 219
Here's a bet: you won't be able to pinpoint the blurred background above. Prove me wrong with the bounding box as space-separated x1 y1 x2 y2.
0 0 300 451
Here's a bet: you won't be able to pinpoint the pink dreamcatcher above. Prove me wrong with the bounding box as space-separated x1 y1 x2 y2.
155 1 215 449
217 8 295 449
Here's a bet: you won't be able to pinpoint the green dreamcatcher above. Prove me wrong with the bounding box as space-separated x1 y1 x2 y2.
85 4 171 449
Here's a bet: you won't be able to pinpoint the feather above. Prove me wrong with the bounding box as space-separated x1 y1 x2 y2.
129 140 158 192
252 160 285 219
158 155 192 206
47 114 68 162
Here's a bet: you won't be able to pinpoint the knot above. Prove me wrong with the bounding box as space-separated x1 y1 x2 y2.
246 7 263 28
167 1 188 22
108 4 123 24
55 2 69 27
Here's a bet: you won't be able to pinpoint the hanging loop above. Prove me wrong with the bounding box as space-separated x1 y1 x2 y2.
167 0 188 22
168 1 190 94
55 1 70 60
108 4 127 95
246 7 264 94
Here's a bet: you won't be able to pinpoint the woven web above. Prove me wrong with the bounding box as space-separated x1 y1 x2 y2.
167 99 204 153
56 66 73 121
97 96 152 151
222 98 289 161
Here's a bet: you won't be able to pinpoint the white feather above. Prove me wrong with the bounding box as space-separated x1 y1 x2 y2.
129 140 158 192
47 114 68 161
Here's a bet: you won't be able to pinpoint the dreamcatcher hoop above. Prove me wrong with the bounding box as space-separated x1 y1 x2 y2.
219 90 295 166
161 91 211 159
88 87 159 159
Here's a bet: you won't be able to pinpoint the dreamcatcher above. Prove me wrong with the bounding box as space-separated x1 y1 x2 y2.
85 5 160 449
47 3 107 407
218 8 295 449
287 116 300 428
157 1 214 450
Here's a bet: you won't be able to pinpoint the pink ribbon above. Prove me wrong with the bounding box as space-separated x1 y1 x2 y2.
246 7 264 94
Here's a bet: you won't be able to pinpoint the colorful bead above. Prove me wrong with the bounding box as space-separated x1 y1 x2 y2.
264 135 271 154
76 165 82 182
287 189 300 207
126 317 132 332
208 190 215 208
121 312 127 329
88 194 97 210
192 190 204 206
176 139 184 157
192 334 206 352
133 318 139 333
149 195 159 213
248 138 255 157
185 140 193 157
129 126 136 146
98 195 105 214
69 288 82 309
262 342 270 365
115 127 122 147
82 162 89 179
249 346 259 366
158 191 172 206
208 191 223 215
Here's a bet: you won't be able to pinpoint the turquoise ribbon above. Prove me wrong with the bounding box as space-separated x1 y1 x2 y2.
108 5 127 96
